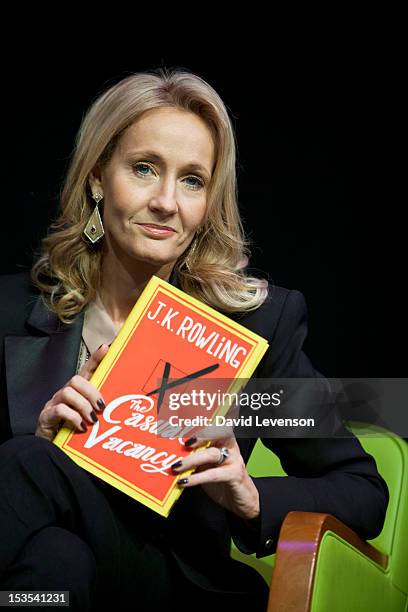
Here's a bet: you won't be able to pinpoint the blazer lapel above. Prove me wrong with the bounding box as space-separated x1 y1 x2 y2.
5 297 84 436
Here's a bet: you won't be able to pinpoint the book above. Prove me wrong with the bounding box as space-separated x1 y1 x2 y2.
53 275 269 517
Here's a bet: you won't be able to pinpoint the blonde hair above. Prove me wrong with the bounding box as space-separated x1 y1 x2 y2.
31 67 269 324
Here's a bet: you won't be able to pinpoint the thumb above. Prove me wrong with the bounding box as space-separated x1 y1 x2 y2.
79 343 110 381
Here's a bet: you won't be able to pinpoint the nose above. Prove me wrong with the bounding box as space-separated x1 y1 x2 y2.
148 176 178 216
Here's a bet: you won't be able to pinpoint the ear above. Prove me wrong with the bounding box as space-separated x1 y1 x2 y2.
88 163 103 195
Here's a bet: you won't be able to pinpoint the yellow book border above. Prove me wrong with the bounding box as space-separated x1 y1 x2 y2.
53 275 269 517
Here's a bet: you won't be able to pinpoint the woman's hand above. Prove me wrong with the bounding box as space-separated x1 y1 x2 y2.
35 344 110 442
171 429 260 521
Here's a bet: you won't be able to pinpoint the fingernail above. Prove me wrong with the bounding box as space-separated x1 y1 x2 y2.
90 410 98 423
96 399 105 411
185 437 197 447
80 420 87 432
177 478 188 485
171 460 183 470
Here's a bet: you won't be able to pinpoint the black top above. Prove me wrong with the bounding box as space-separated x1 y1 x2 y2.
0 270 389 593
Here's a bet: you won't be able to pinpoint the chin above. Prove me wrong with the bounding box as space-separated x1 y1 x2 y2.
130 249 177 267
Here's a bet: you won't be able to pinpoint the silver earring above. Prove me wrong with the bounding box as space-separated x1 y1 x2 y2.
84 193 105 244
184 227 203 273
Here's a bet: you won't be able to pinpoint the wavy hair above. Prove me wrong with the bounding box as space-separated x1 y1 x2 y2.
31 67 269 324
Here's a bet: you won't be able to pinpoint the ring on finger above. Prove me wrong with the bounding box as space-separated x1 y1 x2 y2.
217 447 229 465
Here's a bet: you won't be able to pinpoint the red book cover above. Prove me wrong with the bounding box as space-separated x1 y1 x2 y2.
53 275 268 517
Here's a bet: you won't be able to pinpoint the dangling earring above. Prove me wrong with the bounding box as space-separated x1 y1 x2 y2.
184 226 204 273
83 192 105 244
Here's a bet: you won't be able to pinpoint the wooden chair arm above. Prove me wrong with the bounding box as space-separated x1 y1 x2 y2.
267 511 388 612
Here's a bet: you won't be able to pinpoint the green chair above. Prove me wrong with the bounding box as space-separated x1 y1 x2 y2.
230 422 408 611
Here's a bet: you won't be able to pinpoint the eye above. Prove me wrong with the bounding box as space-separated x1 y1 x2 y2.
184 176 205 191
132 162 205 191
133 162 153 177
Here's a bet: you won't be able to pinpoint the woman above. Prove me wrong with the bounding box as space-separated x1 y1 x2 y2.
0 68 388 611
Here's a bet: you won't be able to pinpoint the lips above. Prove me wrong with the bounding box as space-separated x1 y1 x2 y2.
135 223 177 237
138 223 176 231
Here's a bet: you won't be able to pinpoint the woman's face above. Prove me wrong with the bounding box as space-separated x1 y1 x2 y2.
90 107 215 271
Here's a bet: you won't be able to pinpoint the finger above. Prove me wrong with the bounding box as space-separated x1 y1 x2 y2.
56 385 100 425
39 403 90 434
172 445 230 473
79 344 110 381
183 429 236 450
62 374 106 414
175 464 233 487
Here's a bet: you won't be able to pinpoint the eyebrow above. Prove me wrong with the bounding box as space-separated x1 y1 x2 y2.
126 149 212 180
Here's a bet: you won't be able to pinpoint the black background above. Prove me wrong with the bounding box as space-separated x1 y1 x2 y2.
0 49 402 377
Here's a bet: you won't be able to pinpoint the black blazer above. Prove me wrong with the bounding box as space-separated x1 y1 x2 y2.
0 271 389 593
